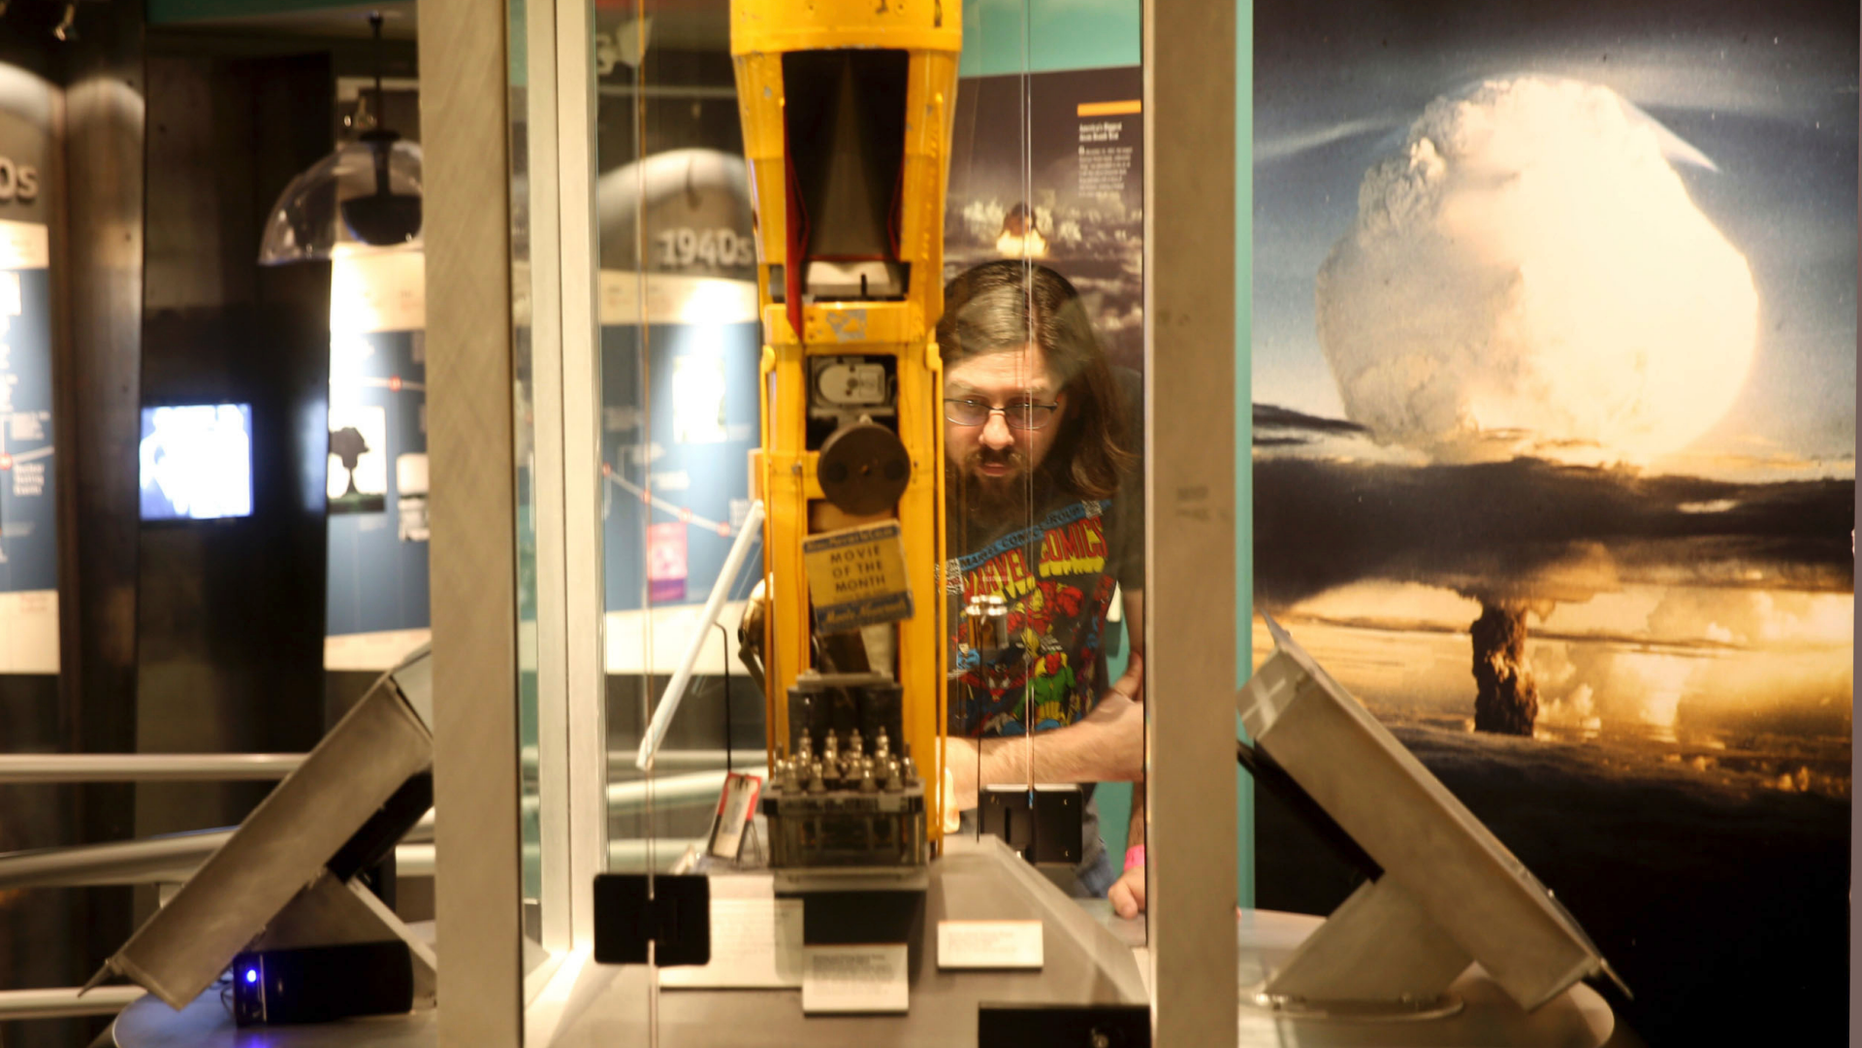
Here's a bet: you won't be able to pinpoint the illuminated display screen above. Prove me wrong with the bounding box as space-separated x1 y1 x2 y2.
138 403 255 521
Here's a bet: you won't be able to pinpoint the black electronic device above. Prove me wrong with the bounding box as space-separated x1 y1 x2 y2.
978 1002 1151 1048
762 672 929 879
979 784 1084 866
1235 739 1381 882
799 889 923 951
230 941 414 1026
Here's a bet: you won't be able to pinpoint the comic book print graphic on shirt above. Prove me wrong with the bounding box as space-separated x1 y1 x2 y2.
948 499 1119 738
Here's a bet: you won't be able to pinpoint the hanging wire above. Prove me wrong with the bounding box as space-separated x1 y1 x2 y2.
369 11 387 124
629 0 656 881
717 621 734 776
625 0 663 1024
1018 0 1037 797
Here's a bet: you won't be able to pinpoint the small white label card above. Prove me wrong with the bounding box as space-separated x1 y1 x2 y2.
936 920 1044 970
800 944 909 1014
659 897 804 989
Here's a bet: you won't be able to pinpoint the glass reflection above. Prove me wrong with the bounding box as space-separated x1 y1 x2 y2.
596 0 766 874
935 43 1149 925
939 260 1148 914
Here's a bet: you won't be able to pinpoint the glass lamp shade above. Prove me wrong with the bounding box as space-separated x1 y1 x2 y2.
259 133 424 264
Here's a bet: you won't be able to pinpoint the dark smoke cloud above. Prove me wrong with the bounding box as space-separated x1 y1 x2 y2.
1254 403 1372 441
1472 601 1540 735
1253 448 1854 608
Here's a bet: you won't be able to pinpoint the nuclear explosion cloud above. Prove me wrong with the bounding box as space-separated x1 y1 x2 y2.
1316 76 1759 462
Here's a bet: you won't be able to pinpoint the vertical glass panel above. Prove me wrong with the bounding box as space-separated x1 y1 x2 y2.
507 0 566 975
942 0 1151 949
598 0 763 874
508 0 544 951
545 0 1156 1036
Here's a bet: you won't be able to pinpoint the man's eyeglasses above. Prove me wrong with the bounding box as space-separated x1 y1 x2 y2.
944 397 1061 431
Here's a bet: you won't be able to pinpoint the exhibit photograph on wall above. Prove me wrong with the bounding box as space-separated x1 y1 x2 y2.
324 313 431 663
0 219 52 674
594 144 765 622
1251 0 1854 1043
945 65 1143 371
599 310 762 616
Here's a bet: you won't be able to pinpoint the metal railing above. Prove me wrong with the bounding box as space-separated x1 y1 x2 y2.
0 829 236 889
0 985 146 1021
0 746 758 1024
0 767 747 891
395 838 703 878
0 753 306 783
530 747 769 774
0 747 765 784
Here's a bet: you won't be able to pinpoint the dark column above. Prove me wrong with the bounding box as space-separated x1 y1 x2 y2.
36 2 147 1045
0 3 76 995
133 51 332 856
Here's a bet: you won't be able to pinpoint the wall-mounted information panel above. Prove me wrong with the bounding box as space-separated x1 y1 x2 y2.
0 82 55 676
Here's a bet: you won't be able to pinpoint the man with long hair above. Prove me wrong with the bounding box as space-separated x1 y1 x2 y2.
937 259 1148 916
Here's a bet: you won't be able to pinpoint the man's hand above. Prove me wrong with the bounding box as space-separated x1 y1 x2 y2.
1108 864 1146 919
939 689 1143 822
942 736 981 815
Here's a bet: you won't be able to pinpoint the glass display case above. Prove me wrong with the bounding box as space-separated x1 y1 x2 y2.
419 0 1241 1042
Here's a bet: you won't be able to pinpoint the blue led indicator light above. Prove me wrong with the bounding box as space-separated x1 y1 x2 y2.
245 969 258 984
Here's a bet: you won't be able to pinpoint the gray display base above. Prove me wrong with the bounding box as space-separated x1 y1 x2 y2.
114 841 1619 1048
113 990 437 1048
1236 909 1621 1048
546 834 1149 1048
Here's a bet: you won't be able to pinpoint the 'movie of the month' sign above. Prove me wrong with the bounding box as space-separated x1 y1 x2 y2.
802 521 913 633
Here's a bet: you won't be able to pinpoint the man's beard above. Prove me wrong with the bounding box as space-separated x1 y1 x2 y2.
950 447 1047 529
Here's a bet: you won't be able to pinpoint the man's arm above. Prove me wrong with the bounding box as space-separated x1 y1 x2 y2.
1108 781 1146 917
943 591 1146 811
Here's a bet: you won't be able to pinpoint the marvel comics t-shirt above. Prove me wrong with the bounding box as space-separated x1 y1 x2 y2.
947 494 1141 737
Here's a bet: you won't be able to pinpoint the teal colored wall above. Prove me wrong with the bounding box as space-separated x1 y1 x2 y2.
959 0 1141 76
1233 0 1254 909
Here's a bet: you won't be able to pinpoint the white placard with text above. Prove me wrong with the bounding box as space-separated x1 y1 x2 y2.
936 920 1045 970
658 896 804 989
800 944 909 1014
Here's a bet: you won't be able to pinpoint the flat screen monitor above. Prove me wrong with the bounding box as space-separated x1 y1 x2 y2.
138 403 254 521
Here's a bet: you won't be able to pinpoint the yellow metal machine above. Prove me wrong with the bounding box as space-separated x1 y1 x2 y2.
733 0 959 888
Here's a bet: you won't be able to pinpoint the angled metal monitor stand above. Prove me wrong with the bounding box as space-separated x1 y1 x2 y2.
1237 617 1629 1018
84 649 438 1011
